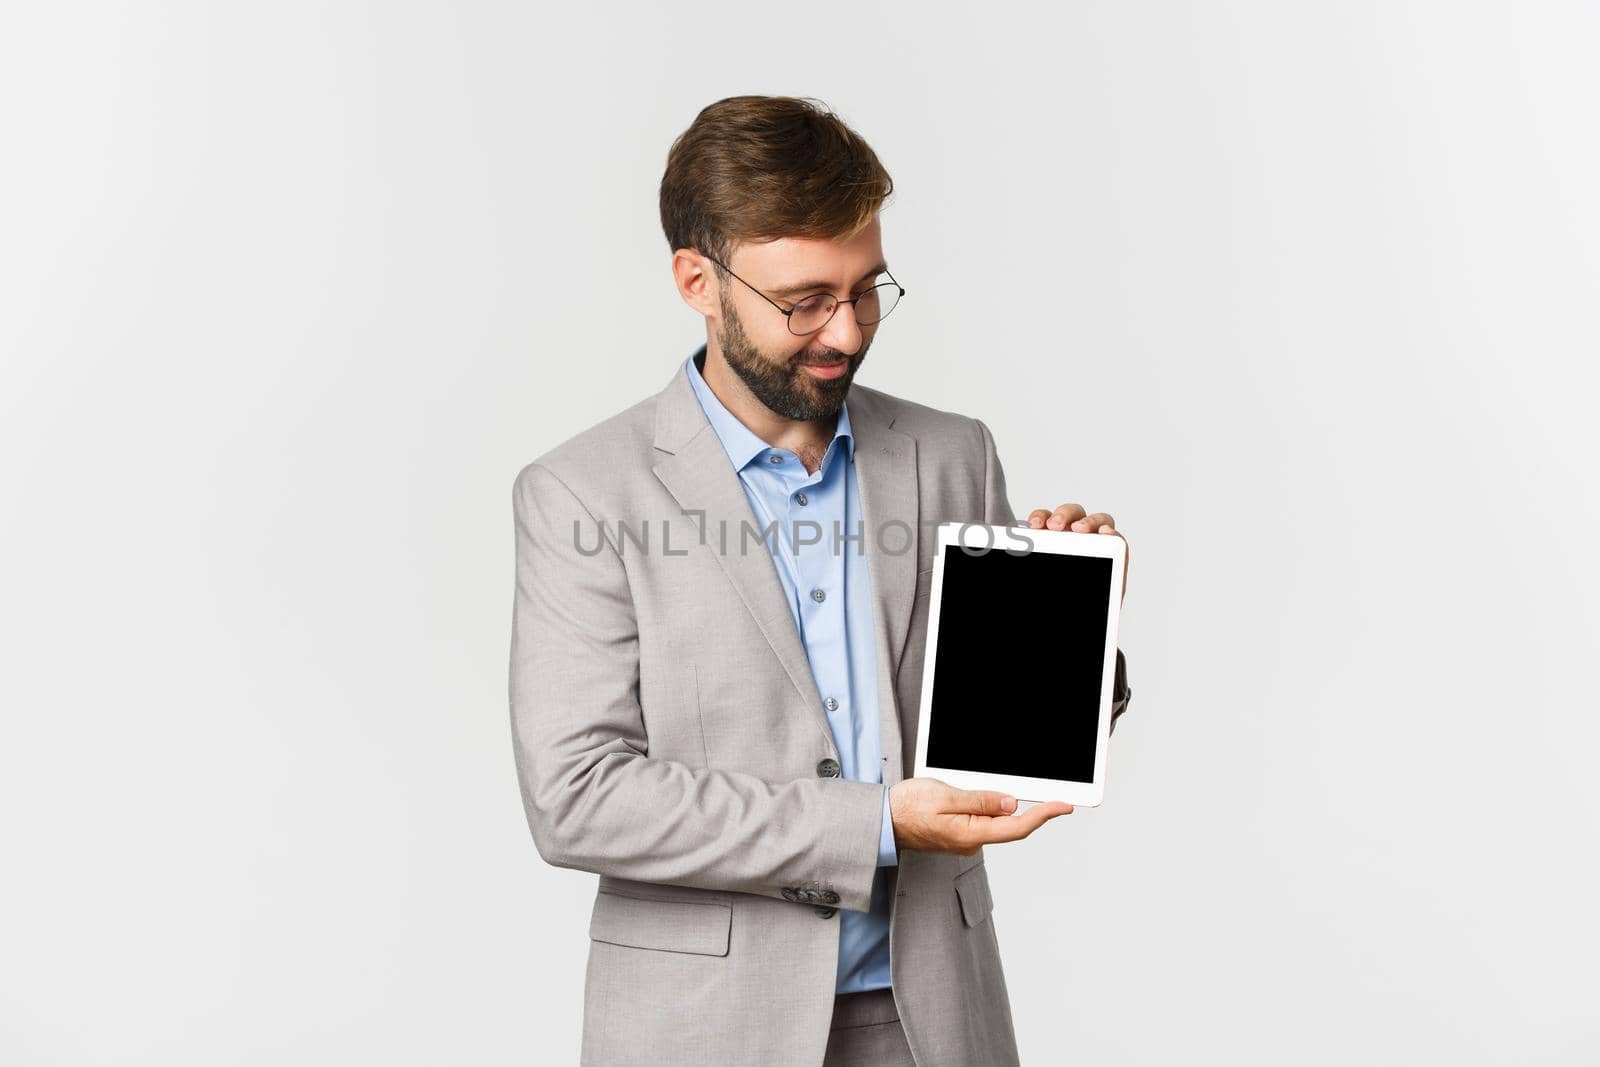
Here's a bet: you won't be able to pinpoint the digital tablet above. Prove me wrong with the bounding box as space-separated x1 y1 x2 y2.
911 521 1127 807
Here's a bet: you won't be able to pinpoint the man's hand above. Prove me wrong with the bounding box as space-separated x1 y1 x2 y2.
888 777 1073 856
1026 502 1129 601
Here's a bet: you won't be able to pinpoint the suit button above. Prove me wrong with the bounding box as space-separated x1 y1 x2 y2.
813 906 838 919
816 758 841 778
781 887 801 902
820 890 840 905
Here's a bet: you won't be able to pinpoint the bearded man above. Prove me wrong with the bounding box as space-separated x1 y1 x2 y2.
509 94 1133 1066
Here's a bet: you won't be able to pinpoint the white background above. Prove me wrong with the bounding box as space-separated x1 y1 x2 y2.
3 2 1596 1062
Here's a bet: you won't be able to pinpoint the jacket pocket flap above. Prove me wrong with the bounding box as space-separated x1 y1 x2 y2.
953 864 993 928
588 890 732 956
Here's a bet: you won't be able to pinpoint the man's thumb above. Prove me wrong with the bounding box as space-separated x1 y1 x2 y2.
954 790 1017 816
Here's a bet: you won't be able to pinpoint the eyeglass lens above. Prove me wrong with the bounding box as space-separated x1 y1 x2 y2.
788 284 901 335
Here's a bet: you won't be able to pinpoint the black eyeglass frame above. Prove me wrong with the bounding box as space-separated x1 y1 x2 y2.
703 253 906 336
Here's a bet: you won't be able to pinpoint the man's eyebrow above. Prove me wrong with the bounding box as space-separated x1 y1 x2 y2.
770 262 889 298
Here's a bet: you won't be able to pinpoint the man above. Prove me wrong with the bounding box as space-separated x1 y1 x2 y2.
509 95 1132 1066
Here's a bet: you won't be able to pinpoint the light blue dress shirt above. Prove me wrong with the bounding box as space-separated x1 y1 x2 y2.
684 347 896 994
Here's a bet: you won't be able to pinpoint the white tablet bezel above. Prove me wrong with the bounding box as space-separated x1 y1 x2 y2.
911 521 1126 807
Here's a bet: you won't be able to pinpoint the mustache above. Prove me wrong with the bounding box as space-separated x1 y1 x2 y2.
794 351 858 367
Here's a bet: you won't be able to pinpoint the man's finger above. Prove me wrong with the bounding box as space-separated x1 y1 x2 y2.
1071 511 1114 532
944 789 1017 817
1047 503 1086 531
978 801 1075 844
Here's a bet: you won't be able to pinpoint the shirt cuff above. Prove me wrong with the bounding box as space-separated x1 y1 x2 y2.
877 785 898 867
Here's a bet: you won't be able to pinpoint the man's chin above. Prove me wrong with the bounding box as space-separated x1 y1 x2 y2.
798 366 857 406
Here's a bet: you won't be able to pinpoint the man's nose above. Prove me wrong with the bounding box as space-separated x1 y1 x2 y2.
817 300 863 356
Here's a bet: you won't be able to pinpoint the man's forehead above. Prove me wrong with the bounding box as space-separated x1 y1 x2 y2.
734 231 888 286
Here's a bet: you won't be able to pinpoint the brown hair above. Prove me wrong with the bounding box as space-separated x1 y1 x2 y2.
658 95 894 277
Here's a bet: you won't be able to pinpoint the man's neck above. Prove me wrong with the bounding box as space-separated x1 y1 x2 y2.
698 344 835 472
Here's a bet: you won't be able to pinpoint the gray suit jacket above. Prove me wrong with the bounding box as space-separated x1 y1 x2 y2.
509 356 1131 1065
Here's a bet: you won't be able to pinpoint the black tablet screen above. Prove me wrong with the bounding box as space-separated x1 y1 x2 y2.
924 544 1113 783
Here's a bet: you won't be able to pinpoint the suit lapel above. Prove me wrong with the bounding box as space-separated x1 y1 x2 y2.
649 359 921 784
846 400 919 790
651 363 838 748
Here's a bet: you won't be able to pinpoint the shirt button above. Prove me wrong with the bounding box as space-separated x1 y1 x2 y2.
795 492 808 506
769 454 783 464
823 697 839 712
810 588 825 603
816 758 841 778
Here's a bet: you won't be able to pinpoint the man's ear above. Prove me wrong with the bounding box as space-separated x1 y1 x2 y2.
671 249 719 318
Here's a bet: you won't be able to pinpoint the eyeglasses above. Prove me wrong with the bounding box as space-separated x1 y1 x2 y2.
704 254 905 336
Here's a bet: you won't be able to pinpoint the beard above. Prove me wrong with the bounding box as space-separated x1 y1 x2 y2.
716 291 868 421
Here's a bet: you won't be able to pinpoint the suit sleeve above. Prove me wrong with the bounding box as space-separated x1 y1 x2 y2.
973 417 1133 734
509 461 885 912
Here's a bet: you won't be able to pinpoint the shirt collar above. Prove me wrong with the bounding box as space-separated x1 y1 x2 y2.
684 345 855 472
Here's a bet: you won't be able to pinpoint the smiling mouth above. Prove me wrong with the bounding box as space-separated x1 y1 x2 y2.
800 357 849 380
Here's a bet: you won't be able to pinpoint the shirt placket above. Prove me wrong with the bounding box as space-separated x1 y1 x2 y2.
796 447 854 776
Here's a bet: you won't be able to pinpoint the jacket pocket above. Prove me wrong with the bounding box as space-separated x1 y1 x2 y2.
588 890 732 956
953 862 994 929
